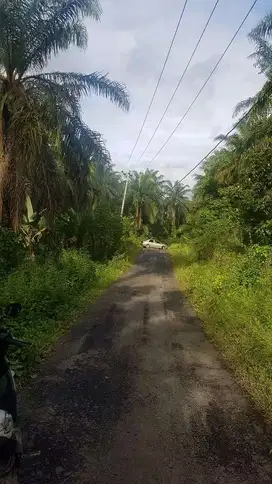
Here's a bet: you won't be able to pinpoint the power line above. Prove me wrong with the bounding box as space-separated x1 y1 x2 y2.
126 0 189 167
133 0 221 167
121 0 190 216
141 0 259 172
178 81 272 183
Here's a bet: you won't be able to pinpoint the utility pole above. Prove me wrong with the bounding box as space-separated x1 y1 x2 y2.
120 174 129 217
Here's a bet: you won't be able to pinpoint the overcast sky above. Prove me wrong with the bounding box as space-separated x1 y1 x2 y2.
49 0 270 186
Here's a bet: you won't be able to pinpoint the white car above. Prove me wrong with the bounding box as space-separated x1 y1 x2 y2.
142 238 166 250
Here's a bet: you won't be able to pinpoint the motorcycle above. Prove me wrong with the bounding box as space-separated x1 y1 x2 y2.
0 303 27 483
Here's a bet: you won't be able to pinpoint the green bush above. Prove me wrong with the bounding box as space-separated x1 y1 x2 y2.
170 243 272 418
235 245 272 287
0 227 26 278
185 208 243 261
0 249 130 379
87 205 123 261
53 205 124 262
0 250 96 317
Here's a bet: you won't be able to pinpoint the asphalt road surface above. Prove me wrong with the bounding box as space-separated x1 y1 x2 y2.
20 251 272 483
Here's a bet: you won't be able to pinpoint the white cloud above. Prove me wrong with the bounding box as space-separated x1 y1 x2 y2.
48 0 269 186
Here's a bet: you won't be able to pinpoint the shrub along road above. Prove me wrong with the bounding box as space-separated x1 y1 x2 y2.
20 251 271 483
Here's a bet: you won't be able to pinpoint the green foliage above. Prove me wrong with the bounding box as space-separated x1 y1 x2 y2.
50 204 124 261
0 250 131 379
177 47 272 415
119 216 142 261
184 201 243 260
255 220 272 245
0 0 129 230
2 0 272 408
20 196 48 259
236 245 271 287
0 250 96 319
182 25 272 416
87 204 123 261
0 227 26 278
123 169 188 236
54 209 92 249
170 243 272 418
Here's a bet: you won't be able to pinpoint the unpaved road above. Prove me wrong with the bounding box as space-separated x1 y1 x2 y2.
20 251 272 483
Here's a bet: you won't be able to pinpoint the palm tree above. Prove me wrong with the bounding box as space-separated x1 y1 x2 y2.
0 0 129 230
89 162 122 208
193 149 233 202
213 113 272 187
249 11 272 68
234 74 272 120
234 11 272 121
126 169 166 231
164 181 189 231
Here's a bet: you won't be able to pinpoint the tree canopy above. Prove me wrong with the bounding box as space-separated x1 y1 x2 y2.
0 0 129 230
190 10 272 248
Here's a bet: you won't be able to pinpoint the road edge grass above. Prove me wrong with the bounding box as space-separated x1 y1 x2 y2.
169 243 272 421
2 248 139 383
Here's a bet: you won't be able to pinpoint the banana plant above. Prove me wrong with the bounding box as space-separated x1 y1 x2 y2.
20 196 48 260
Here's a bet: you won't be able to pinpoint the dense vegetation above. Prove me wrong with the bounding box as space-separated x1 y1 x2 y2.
0 1 190 378
170 11 272 417
1 0 272 419
0 0 132 378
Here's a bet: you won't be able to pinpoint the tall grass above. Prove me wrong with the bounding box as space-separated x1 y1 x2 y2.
0 250 133 379
170 243 272 419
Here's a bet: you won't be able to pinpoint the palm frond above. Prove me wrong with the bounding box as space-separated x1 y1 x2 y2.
0 0 31 74
233 97 256 117
62 112 110 164
233 76 272 122
23 0 102 71
22 22 88 74
249 12 272 42
0 0 130 227
6 92 62 220
59 112 111 208
23 74 82 117
248 38 272 74
34 71 130 111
